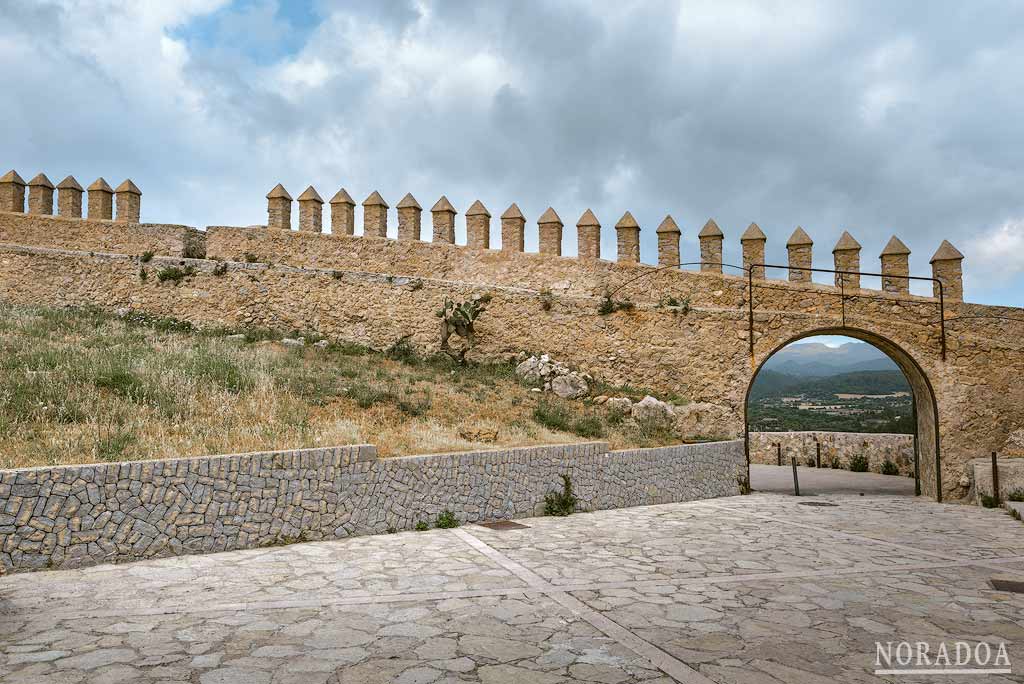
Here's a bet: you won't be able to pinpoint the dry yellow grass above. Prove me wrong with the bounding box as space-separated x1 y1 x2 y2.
0 303 684 469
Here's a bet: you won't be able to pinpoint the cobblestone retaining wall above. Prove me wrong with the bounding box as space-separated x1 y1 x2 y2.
0 439 744 574
749 431 915 475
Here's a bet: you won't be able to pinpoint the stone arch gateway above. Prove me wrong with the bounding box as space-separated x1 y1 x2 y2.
743 327 939 497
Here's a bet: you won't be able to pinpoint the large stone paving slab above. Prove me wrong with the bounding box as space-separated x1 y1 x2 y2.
468 501 944 587
2 489 1024 683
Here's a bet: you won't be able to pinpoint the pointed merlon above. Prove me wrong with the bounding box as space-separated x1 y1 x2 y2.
88 178 113 193
832 230 861 252
431 196 456 213
363 191 388 207
28 173 54 188
615 211 639 229
0 170 26 185
656 215 680 233
786 226 812 246
698 218 723 237
576 209 600 227
538 207 562 224
396 193 421 210
297 186 324 203
330 188 354 205
741 222 766 241
501 203 524 220
266 183 292 200
57 175 83 191
930 240 964 263
114 179 141 195
880 235 910 257
466 200 490 217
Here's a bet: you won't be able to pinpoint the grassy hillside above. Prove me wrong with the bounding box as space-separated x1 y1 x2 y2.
750 369 910 399
0 303 685 470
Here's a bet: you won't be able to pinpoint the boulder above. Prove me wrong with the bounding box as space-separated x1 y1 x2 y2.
631 395 674 423
515 357 543 384
673 402 738 440
606 397 633 414
551 374 589 400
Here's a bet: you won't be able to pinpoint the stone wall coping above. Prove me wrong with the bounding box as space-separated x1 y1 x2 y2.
0 209 199 234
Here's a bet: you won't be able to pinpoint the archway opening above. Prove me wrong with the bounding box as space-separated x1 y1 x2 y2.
744 328 941 499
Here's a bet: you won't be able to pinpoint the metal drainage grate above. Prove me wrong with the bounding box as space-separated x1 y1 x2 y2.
477 520 531 531
798 501 838 507
990 576 1024 594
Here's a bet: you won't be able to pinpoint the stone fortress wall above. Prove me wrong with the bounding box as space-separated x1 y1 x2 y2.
748 431 915 475
0 168 1023 503
0 440 744 573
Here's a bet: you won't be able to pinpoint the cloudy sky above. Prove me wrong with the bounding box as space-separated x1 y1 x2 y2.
3 0 1023 306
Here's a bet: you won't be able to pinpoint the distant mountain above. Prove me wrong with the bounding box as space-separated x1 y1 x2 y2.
761 342 898 377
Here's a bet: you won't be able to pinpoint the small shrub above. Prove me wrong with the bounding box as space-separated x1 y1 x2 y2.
397 393 432 417
533 401 571 432
1007 488 1024 502
980 494 999 508
848 454 870 472
331 270 344 280
598 293 635 315
572 415 605 439
140 251 154 263
156 266 196 284
539 289 554 312
544 474 578 517
345 383 395 409
1010 508 1022 521
880 459 899 476
414 521 429 531
436 510 459 529
828 456 841 469
212 262 228 276
138 268 147 282
387 526 397 534
386 337 419 364
244 252 259 263
805 456 816 468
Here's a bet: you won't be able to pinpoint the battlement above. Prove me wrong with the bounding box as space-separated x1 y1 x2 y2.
0 168 970 302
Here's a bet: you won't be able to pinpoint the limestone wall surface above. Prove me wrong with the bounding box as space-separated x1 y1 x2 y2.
749 431 915 475
0 439 745 574
0 239 1023 501
969 457 1024 505
0 211 205 259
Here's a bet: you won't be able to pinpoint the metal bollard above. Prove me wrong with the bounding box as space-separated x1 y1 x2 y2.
776 443 782 466
791 456 800 496
816 441 821 469
992 452 1000 504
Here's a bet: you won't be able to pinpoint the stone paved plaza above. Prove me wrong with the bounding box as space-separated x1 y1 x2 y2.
2 474 1023 683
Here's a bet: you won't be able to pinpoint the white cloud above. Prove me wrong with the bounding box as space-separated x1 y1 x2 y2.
969 219 1024 283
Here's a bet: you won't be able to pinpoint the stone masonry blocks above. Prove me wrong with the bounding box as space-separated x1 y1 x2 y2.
741 223 766 279
396 193 422 241
297 186 324 233
266 183 292 230
501 203 525 252
465 201 491 249
576 209 601 259
27 174 54 215
615 212 640 263
698 219 724 273
833 231 862 289
0 170 26 213
363 191 388 238
656 215 681 267
931 240 964 301
0 440 744 573
115 179 142 223
537 207 562 256
880 236 911 294
330 188 356 235
57 176 84 218
87 178 114 220
786 227 813 283
431 196 456 244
